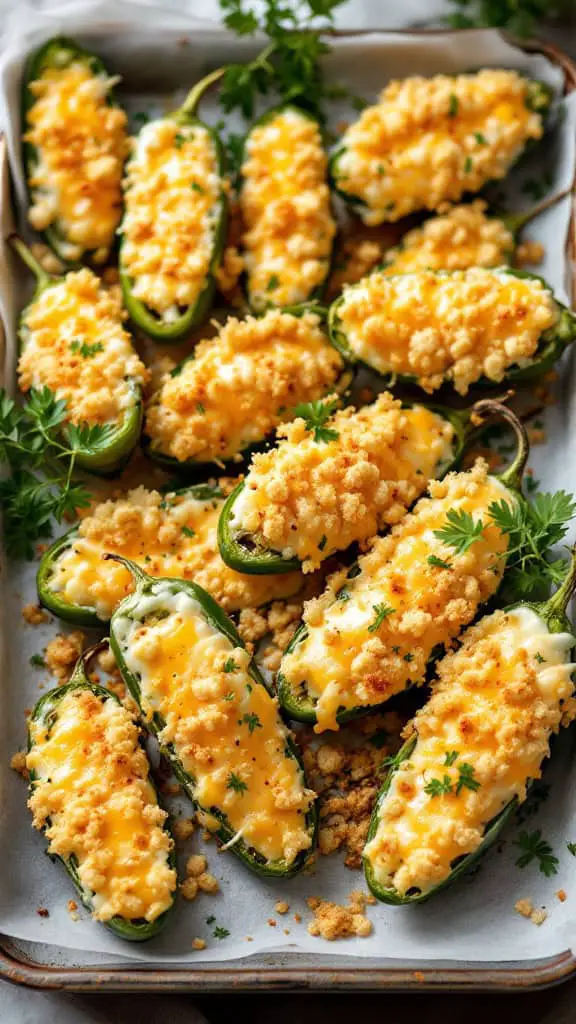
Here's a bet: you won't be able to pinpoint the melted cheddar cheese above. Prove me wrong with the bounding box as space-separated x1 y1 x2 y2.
336 267 558 395
281 459 512 732
364 607 575 897
382 201 515 274
27 688 176 922
121 119 221 320
230 392 455 572
336 70 544 225
241 108 336 310
18 270 148 426
48 485 303 619
144 309 343 464
115 584 314 866
25 62 128 263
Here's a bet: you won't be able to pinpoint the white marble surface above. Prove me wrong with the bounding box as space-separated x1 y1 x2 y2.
1 0 575 1020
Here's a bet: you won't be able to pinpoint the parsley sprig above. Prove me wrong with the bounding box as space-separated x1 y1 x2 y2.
367 602 395 633
218 0 349 122
514 829 559 877
293 398 339 443
0 387 112 559
434 509 485 556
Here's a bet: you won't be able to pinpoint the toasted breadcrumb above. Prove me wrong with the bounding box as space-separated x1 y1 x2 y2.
36 907 49 917
306 891 372 940
531 908 548 926
275 901 290 915
22 604 49 626
556 889 567 902
10 751 28 779
44 631 86 682
180 878 199 901
197 872 219 894
192 937 206 950
268 918 277 927
186 854 207 878
515 239 544 267
173 818 195 842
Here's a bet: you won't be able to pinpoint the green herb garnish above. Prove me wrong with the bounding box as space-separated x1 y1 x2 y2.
69 340 103 359
427 555 453 570
367 602 395 633
293 399 339 444
242 712 262 734
226 772 248 794
514 829 558 877
434 509 485 556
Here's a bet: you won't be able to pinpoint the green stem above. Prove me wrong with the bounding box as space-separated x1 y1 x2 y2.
471 399 529 490
179 67 226 118
9 235 51 289
102 552 149 585
542 547 576 620
70 639 110 684
502 187 572 237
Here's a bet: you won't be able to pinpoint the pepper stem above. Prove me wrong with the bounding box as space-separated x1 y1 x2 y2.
542 547 576 621
502 187 572 236
102 552 149 585
9 234 51 288
70 639 110 684
471 399 529 490
179 66 226 118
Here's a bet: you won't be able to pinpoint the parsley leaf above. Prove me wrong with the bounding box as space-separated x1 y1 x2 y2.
367 602 395 633
455 762 480 795
514 829 559 877
427 554 453 570
242 712 262 734
223 658 238 673
213 925 230 939
448 93 459 116
567 841 576 857
267 273 280 291
444 750 459 767
69 340 103 358
181 525 196 538
29 653 46 668
434 509 485 556
293 399 339 444
226 771 248 794
424 775 453 797
474 131 487 144
191 181 205 193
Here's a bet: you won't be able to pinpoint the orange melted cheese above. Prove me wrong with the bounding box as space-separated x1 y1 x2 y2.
241 108 336 311
25 62 128 263
115 584 314 866
336 267 558 395
382 201 515 273
281 459 512 732
335 70 544 225
48 486 303 619
364 607 575 897
27 688 176 922
230 392 455 572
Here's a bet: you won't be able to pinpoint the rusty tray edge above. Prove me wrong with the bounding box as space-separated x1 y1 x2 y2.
0 25 575 993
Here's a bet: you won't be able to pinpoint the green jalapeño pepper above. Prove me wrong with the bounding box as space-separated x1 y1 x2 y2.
328 266 576 396
107 557 317 878
36 481 304 627
119 69 228 342
278 401 530 731
27 642 177 939
363 550 576 905
12 236 145 475
22 36 127 267
142 302 350 477
218 395 479 577
239 105 336 312
329 73 553 225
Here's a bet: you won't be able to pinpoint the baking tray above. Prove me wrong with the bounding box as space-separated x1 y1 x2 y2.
0 26 575 993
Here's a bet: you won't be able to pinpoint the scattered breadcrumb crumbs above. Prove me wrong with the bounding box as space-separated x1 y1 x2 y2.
10 751 28 779
531 908 548 926
180 878 199 902
515 898 548 925
268 918 277 927
203 831 213 843
173 818 195 842
186 854 207 877
306 891 372 940
515 239 544 268
36 907 49 918
246 935 253 942
275 901 289 915
294 913 302 923
197 873 219 894
44 631 85 681
22 604 49 626
284 929 290 935
192 938 206 950
67 899 79 921
556 889 567 903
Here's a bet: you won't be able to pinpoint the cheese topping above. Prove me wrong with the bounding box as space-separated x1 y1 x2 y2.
336 268 558 395
230 392 455 572
281 459 512 731
27 688 176 923
364 607 575 897
382 201 515 273
121 119 221 320
336 70 544 225
25 61 128 263
48 485 303 619
241 108 336 310
145 310 343 464
115 584 314 866
18 271 148 425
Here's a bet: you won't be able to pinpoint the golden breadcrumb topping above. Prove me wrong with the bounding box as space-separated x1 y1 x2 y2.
336 267 558 395
144 310 343 464
18 270 148 425
336 70 544 225
121 119 222 318
27 688 176 922
48 484 303 620
364 607 575 897
25 62 128 263
115 584 315 866
306 891 373 939
231 393 455 571
241 108 336 310
44 631 85 682
22 604 49 625
282 459 512 731
383 201 515 273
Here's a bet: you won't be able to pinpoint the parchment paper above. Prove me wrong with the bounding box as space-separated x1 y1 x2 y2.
0 0 575 966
